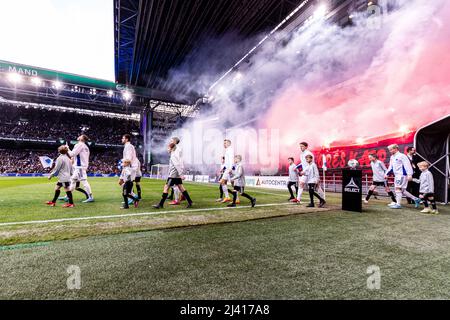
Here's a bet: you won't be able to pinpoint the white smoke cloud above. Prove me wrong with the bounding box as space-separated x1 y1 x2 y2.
159 0 450 173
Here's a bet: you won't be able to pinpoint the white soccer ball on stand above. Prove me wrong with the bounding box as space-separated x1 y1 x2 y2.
347 159 359 169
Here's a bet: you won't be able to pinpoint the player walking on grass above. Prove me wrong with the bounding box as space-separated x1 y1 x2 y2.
220 139 239 203
118 159 139 209
296 142 314 203
68 134 94 203
122 134 142 199
287 157 299 201
46 145 75 208
303 155 326 208
227 155 256 208
216 156 226 202
385 144 421 209
153 137 193 209
364 153 397 205
415 161 439 214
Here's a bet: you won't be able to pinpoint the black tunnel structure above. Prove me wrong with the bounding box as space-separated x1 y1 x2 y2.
414 114 450 203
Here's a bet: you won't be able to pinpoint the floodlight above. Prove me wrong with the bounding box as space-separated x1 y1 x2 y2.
8 73 23 83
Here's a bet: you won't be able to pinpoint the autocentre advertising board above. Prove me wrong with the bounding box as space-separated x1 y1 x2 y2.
245 176 289 190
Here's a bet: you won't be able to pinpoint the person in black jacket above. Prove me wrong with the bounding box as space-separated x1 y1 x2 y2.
406 147 423 203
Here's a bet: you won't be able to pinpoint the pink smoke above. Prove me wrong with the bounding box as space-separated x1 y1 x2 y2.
262 0 450 158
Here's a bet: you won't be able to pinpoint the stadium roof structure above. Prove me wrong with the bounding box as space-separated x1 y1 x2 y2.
114 0 370 100
115 0 318 98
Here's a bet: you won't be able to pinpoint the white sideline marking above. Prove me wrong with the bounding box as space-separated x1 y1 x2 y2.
189 182 287 197
0 203 293 227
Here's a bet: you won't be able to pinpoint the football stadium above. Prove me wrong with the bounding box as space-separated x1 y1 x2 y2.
1 0 450 306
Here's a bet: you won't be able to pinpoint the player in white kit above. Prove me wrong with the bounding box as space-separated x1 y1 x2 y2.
296 142 314 203
220 139 238 203
384 144 421 209
364 153 397 204
46 145 75 208
68 134 94 203
122 134 142 200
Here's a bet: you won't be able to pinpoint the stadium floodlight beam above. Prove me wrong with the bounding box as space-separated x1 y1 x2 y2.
8 72 23 84
399 125 410 135
53 81 63 90
207 0 311 93
31 77 42 86
122 91 132 101
314 4 327 19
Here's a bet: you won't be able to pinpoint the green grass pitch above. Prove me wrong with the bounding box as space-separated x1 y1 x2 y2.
0 177 449 299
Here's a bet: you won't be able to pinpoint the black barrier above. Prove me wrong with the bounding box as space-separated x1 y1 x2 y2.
342 169 362 212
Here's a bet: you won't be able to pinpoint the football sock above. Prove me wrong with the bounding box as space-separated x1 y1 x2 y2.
222 185 229 198
182 191 193 205
76 187 89 199
403 190 417 201
308 188 315 205
232 191 237 204
288 184 295 198
122 195 129 207
241 192 253 201
66 191 74 205
388 191 396 202
297 188 303 201
174 187 180 201
136 184 142 199
430 200 437 210
52 189 61 203
82 180 92 197
219 185 224 198
395 191 403 205
159 193 168 207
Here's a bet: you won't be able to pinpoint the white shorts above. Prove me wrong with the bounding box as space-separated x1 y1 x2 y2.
133 166 142 178
394 175 408 189
299 175 307 184
221 171 231 182
71 168 87 182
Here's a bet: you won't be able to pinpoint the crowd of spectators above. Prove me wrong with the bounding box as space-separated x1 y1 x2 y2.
0 103 141 145
0 149 146 175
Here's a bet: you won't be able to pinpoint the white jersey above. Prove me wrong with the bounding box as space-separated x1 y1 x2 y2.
288 164 298 182
223 146 234 172
371 160 388 182
120 166 136 182
303 162 320 184
299 149 314 169
419 170 434 194
69 142 90 169
231 162 245 187
168 145 184 178
51 154 73 183
123 142 139 169
387 152 413 178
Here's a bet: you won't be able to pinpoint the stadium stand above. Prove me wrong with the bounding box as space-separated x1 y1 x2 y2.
0 101 146 174
0 148 146 175
0 102 140 145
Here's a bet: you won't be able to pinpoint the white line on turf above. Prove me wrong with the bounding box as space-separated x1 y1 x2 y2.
0 202 294 227
188 182 288 197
